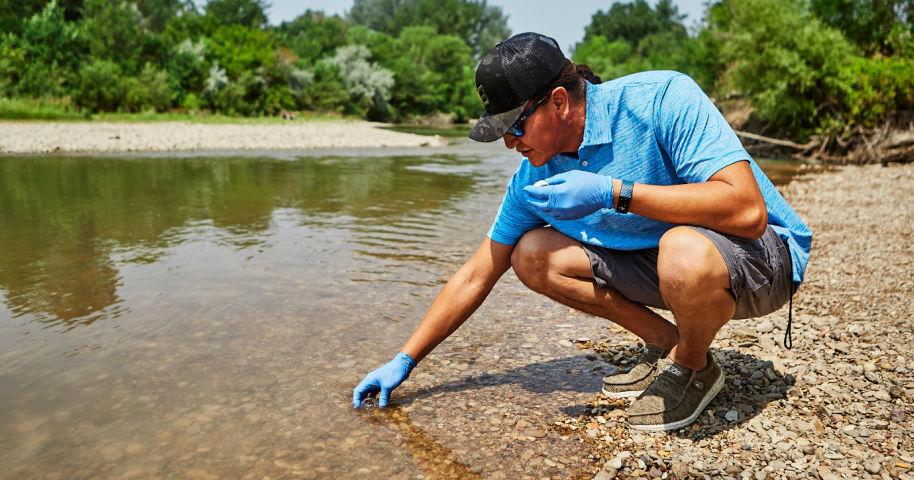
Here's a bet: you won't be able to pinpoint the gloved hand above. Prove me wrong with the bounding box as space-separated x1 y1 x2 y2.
352 352 417 408
523 170 614 220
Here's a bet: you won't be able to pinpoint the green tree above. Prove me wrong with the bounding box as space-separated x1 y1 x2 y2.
3 0 87 97
81 0 153 73
324 44 394 118
348 0 510 56
203 0 269 29
387 26 479 120
276 10 349 65
206 24 275 78
583 0 687 47
716 0 858 135
810 0 914 55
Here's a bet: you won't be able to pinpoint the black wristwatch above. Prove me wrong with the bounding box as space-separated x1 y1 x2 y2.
616 180 634 214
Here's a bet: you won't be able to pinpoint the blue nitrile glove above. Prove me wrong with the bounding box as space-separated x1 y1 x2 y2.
352 352 417 408
522 170 615 220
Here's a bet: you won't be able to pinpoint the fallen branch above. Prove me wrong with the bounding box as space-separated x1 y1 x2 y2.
735 130 819 151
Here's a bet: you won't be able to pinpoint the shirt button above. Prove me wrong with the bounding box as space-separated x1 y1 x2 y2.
582 160 589 166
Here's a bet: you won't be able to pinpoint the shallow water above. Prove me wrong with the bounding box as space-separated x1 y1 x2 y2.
0 140 815 479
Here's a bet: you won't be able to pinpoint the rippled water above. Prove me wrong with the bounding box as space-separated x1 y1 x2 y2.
0 140 814 479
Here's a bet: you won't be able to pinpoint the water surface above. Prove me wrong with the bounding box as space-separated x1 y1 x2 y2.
0 140 815 479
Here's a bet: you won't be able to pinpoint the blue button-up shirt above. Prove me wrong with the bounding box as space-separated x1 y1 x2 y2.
487 71 813 284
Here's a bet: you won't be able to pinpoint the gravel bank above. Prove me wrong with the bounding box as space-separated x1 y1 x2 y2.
0 120 447 154
571 163 914 479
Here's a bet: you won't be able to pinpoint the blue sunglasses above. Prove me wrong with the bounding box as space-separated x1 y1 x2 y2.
506 94 550 138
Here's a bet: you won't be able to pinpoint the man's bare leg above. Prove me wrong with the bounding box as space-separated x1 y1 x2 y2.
510 228 678 351
511 227 739 370
657 227 736 371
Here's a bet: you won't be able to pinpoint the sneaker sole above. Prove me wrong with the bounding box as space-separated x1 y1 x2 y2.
628 371 725 432
601 387 644 399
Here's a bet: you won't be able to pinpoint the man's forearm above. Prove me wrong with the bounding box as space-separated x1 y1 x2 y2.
611 163 767 238
400 261 501 362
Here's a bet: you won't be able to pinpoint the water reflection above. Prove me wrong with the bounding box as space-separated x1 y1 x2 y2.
0 155 478 327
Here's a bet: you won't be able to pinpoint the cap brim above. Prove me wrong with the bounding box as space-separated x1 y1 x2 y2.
468 103 527 142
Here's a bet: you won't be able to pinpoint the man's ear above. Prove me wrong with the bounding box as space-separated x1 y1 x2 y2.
550 86 571 118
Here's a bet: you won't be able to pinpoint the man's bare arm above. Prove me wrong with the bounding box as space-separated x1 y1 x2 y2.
400 237 513 362
612 161 768 239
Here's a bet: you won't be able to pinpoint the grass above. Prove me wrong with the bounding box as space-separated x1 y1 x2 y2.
0 97 88 120
0 96 353 124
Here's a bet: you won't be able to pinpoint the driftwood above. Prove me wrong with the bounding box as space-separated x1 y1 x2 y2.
735 126 914 164
735 130 819 151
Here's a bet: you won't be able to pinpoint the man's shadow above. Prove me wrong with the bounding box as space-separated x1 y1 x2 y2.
398 353 607 406
398 348 793 438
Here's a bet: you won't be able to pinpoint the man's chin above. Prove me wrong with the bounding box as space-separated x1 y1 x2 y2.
525 153 549 167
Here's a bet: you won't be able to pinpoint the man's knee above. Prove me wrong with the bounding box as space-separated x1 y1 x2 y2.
510 229 553 290
657 227 728 297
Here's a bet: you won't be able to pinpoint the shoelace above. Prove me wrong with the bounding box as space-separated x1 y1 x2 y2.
783 288 793 349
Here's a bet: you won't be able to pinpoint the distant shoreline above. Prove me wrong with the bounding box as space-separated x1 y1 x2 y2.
0 120 448 155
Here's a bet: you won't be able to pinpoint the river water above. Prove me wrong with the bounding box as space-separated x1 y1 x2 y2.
0 139 817 479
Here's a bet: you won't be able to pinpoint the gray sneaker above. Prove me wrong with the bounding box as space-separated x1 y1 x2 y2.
627 352 725 432
601 344 670 399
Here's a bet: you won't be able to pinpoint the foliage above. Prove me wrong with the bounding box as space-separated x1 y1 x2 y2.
2 0 912 137
716 0 858 134
810 0 914 55
203 0 269 29
348 0 510 56
206 25 275 78
386 26 480 121
323 45 394 118
3 1 86 97
276 10 350 65
583 0 687 47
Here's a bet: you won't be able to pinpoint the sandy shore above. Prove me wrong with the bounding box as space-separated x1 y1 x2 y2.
0 120 447 154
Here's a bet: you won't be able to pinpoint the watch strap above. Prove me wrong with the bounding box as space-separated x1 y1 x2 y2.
616 180 634 214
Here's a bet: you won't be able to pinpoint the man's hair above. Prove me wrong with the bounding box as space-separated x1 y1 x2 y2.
547 60 602 101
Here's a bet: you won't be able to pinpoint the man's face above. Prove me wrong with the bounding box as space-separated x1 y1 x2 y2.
501 94 565 167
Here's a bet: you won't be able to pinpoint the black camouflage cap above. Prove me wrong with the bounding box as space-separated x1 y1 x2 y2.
469 32 567 142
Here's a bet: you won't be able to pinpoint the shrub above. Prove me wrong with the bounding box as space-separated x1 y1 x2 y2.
74 59 126 112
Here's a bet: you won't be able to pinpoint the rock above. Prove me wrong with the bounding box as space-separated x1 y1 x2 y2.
725 410 740 422
610 451 631 470
864 461 882 474
593 466 617 480
756 320 775 334
802 445 816 455
725 464 743 475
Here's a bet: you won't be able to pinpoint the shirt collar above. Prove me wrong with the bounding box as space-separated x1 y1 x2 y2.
578 82 612 153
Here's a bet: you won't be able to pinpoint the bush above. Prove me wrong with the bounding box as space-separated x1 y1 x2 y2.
123 64 173 112
324 44 394 118
717 0 859 136
74 60 126 112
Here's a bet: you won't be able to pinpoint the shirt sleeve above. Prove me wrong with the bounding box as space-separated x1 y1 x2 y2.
654 74 750 182
487 172 547 246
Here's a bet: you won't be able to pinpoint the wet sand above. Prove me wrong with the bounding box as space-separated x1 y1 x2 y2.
0 120 447 154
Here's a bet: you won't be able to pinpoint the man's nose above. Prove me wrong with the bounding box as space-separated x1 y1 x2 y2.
503 134 520 149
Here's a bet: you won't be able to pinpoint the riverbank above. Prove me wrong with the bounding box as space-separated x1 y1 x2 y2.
574 163 914 479
374 162 913 479
0 120 447 154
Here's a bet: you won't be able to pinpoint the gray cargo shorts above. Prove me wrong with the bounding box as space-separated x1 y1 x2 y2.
582 226 793 319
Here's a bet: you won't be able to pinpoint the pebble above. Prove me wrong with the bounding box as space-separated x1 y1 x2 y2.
864 461 882 474
755 320 775 334
725 410 739 422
